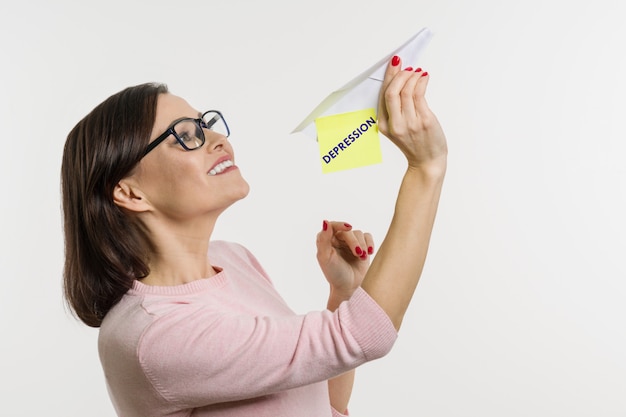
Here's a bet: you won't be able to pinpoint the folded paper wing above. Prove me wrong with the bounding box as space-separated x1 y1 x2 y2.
292 27 433 139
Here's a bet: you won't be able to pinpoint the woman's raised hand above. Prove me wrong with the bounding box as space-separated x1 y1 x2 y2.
377 56 448 172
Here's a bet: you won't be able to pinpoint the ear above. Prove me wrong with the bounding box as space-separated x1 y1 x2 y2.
113 180 152 213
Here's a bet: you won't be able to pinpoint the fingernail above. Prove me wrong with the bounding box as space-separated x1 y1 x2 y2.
360 252 368 259
421 71 428 77
368 246 374 254
344 223 352 229
323 221 328 231
415 67 422 73
404 66 413 71
355 246 363 255
391 55 400 66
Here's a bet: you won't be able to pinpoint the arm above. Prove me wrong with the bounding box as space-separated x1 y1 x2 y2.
361 60 447 330
327 294 355 416
317 221 374 414
363 165 444 330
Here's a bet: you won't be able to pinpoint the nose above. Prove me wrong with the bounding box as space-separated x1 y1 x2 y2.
203 130 229 153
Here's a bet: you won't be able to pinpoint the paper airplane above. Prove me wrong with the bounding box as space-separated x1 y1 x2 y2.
292 27 433 139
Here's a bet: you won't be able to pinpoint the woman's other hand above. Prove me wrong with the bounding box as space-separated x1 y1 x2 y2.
316 221 373 306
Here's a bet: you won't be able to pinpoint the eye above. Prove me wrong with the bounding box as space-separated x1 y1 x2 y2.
174 121 195 139
174 120 204 149
178 131 195 143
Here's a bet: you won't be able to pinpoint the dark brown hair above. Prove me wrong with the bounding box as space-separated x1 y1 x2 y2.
61 82 169 327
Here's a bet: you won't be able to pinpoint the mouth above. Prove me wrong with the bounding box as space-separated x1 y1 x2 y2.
208 157 236 176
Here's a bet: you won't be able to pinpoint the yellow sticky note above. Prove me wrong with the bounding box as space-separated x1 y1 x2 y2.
315 109 382 174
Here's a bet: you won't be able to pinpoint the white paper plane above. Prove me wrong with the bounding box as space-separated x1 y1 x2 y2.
292 27 433 139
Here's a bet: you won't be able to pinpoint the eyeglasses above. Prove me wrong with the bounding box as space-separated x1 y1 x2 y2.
144 110 230 156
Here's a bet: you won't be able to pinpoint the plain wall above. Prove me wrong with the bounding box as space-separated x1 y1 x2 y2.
1 0 624 415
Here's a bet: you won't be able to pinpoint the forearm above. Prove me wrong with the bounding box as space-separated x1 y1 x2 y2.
326 293 355 414
328 371 354 415
361 162 446 330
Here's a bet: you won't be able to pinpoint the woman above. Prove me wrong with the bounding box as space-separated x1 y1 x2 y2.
61 55 447 416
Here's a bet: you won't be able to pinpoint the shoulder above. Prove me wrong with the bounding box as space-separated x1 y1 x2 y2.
98 292 154 367
209 240 273 284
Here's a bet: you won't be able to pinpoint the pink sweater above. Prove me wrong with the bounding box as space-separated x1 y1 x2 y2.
98 241 397 416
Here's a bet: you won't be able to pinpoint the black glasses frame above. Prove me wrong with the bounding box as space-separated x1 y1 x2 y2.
143 110 229 156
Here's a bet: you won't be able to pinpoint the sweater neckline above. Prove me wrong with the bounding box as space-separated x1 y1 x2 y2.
130 266 227 296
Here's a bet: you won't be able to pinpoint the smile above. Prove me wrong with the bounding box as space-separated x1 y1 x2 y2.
208 159 234 176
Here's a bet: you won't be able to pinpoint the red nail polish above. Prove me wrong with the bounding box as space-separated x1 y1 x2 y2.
391 55 400 66
355 246 363 255
421 71 428 77
323 221 328 231
415 67 422 73
368 246 374 254
360 252 368 259
344 223 352 229
404 66 413 71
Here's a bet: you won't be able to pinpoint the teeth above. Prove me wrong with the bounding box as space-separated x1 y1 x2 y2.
208 160 234 176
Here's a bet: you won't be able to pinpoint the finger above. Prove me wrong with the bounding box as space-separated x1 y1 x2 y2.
334 229 372 260
378 55 402 111
398 70 424 121
354 230 372 259
377 55 403 134
322 221 364 258
332 223 366 257
342 229 368 259
413 71 431 115
317 220 353 251
364 232 375 255
328 220 354 235
316 220 334 263
381 68 418 136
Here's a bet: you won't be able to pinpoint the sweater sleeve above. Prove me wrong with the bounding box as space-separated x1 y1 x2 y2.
331 406 349 417
331 407 348 417
137 287 397 408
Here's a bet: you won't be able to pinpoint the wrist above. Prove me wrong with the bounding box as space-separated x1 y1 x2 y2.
327 286 356 311
406 156 447 180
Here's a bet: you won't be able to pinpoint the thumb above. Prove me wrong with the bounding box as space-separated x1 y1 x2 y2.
316 220 334 264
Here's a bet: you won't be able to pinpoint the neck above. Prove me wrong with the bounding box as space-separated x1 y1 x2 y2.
140 215 219 286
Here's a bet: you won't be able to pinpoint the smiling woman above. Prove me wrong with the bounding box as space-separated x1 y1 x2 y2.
61 55 447 417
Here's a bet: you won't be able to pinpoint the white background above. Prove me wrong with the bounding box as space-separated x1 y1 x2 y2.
1 0 625 415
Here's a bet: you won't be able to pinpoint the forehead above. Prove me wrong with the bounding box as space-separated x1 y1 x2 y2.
152 93 199 136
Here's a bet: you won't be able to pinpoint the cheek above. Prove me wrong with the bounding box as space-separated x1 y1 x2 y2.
135 156 181 198
156 156 209 195
137 150 209 196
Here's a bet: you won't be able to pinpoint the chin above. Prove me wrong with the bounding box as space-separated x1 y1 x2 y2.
233 178 250 201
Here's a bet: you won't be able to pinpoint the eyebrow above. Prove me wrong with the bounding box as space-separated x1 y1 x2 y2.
168 112 204 128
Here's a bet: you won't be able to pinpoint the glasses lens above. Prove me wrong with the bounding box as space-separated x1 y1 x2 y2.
173 120 205 150
202 111 230 138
